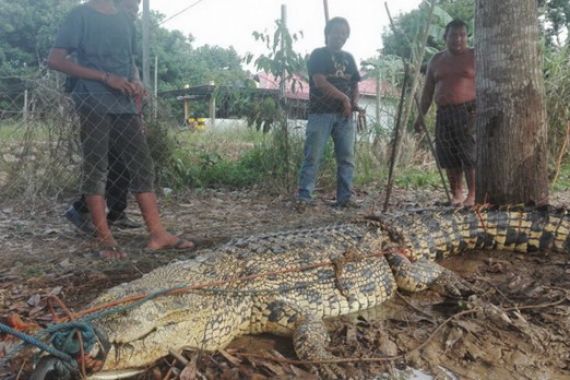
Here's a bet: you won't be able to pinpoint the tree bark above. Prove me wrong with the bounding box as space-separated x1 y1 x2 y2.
475 0 549 205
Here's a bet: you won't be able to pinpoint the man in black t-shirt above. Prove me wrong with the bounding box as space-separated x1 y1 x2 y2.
297 17 361 210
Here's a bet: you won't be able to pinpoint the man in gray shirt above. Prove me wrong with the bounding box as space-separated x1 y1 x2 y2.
64 0 143 234
48 0 195 258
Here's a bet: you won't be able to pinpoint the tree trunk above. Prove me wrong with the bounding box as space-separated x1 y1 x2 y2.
475 0 549 205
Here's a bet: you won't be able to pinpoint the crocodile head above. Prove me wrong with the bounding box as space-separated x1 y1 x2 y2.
67 256 234 379
94 292 221 373
89 259 232 375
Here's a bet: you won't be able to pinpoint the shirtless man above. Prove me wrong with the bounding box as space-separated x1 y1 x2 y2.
414 19 476 207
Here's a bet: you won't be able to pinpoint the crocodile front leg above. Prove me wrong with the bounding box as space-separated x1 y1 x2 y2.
251 298 336 359
386 254 444 292
252 297 344 378
386 254 473 296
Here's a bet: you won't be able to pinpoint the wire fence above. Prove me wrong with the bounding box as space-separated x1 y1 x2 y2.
0 71 427 212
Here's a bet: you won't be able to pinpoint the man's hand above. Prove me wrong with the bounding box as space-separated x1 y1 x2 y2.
131 81 148 97
104 73 138 96
352 104 365 115
341 96 352 118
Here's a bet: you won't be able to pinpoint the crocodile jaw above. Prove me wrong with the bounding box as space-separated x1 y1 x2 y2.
87 369 144 379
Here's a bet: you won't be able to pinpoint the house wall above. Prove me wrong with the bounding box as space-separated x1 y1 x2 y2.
358 96 397 133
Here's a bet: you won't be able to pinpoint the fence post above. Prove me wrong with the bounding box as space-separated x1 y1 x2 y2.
209 81 216 130
23 89 29 125
153 55 158 120
142 0 151 87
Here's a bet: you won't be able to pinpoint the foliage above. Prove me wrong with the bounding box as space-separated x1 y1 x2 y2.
136 13 248 91
238 20 307 133
247 21 307 89
0 2 248 94
144 118 178 187
0 0 79 77
394 167 440 189
544 45 570 182
539 0 570 47
380 0 475 62
162 129 305 190
552 161 570 191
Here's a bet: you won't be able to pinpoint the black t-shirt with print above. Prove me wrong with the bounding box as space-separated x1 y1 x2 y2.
308 47 361 114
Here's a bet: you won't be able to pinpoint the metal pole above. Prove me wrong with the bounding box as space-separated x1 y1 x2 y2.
142 0 151 87
323 0 329 22
153 55 158 120
413 94 452 204
280 4 290 191
23 89 28 125
209 82 216 130
280 4 287 102
376 66 381 126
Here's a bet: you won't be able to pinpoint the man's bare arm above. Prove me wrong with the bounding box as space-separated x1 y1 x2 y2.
47 48 137 95
47 48 107 83
313 73 352 117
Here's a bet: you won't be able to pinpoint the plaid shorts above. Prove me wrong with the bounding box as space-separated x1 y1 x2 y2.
435 101 476 170
77 107 154 195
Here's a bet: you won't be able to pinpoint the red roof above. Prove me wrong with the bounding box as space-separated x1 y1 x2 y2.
255 72 396 99
255 72 309 100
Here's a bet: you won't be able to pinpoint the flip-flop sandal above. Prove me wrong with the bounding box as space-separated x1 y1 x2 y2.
97 245 128 260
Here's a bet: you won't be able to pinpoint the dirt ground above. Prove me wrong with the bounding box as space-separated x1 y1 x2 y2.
0 185 569 380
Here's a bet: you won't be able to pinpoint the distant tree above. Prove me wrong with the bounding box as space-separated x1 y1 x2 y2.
0 0 79 76
142 14 247 91
381 0 475 61
540 0 570 47
476 0 549 204
0 2 247 93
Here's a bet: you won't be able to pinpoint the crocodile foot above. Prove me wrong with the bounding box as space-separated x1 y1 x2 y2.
431 269 476 298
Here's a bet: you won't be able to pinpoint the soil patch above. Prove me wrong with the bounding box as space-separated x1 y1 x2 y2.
0 186 569 379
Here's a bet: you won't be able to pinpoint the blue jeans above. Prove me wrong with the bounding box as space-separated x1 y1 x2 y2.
298 113 355 203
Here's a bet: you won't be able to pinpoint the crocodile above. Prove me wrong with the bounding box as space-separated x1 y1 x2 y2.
32 206 570 379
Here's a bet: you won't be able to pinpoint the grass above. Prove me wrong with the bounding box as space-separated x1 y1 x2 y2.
3 115 566 199
0 120 57 141
552 161 570 192
394 167 441 189
157 123 435 192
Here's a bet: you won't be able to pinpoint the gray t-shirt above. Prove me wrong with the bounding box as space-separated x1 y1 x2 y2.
53 5 136 114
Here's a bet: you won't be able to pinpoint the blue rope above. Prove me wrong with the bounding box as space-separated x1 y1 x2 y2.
0 285 188 369
0 322 73 363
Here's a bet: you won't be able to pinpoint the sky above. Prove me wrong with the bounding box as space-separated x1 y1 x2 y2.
150 0 423 65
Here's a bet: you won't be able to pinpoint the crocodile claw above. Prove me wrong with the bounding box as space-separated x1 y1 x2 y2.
431 269 476 298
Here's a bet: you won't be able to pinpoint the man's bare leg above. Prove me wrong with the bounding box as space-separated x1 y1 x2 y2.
446 168 464 207
463 168 476 207
86 194 126 259
135 192 195 250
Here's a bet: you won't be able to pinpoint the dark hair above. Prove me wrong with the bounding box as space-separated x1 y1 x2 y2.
444 19 468 38
324 17 350 43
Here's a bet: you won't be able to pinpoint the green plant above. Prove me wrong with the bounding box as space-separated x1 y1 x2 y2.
394 167 440 189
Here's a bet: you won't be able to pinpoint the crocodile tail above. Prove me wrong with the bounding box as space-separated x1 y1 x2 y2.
371 205 570 261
